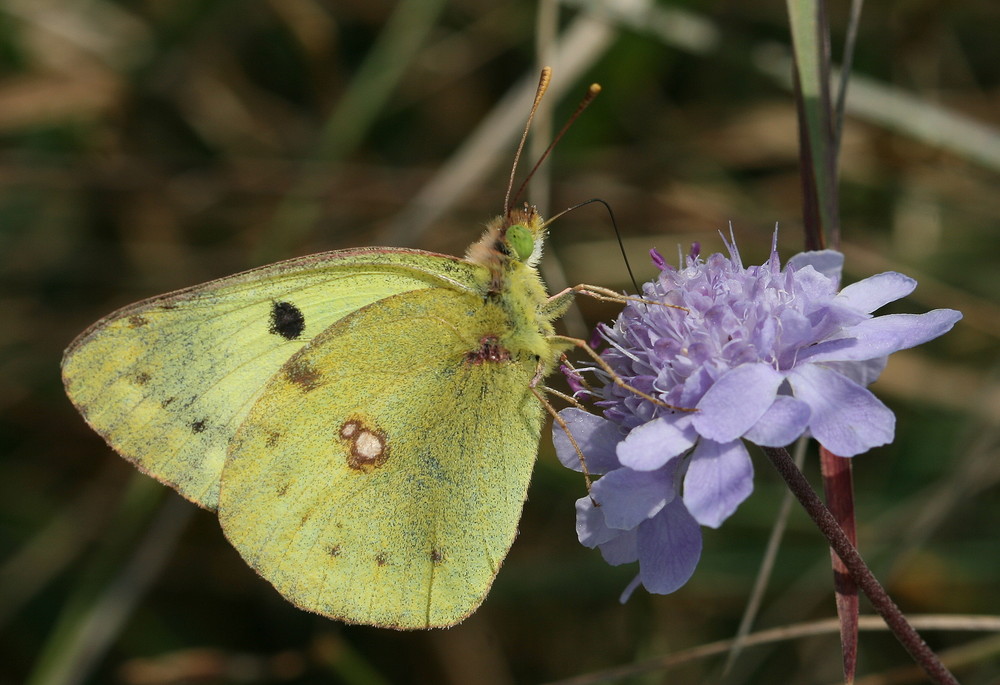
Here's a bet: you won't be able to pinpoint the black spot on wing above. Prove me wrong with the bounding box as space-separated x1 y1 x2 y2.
269 301 305 340
191 419 207 433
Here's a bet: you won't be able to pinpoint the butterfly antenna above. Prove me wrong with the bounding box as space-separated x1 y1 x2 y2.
543 197 642 295
504 67 553 218
509 82 602 211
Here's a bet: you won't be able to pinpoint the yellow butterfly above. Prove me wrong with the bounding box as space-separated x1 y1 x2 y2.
61 70 613 629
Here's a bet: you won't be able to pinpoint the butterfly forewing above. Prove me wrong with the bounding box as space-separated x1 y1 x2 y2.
61 249 478 509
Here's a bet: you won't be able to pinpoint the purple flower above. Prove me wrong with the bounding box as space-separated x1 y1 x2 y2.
554 233 962 599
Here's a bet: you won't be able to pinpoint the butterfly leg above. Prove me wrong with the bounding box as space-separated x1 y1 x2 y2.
531 385 593 491
546 284 688 310
549 334 695 413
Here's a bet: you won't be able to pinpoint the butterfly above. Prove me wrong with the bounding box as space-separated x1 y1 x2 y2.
61 69 614 629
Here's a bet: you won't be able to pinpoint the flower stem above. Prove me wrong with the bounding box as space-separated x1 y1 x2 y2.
761 445 959 685
820 445 859 683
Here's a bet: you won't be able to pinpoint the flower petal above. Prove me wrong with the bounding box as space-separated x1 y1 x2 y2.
553 408 622 474
789 264 839 301
636 499 703 594
682 439 754 527
693 363 783 442
803 309 963 363
591 465 676 530
598 529 639 565
619 574 643 603
824 357 888 387
743 395 811 446
575 496 619 547
836 272 916 313
787 363 895 456
787 249 844 284
618 418 698 471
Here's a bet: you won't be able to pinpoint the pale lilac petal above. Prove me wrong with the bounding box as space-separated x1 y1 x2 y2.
803 309 963 363
575 496 618 547
617 418 698 471
598 529 638 565
591 466 675 530
619 575 643 603
774 308 815 350
787 364 895 456
788 265 839 301
682 439 754 527
743 395 811 446
553 408 623 474
693 363 783 441
637 500 703 594
837 272 916 313
824 357 888 387
787 249 844 284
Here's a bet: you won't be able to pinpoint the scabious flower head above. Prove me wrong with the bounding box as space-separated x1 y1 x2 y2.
554 233 962 600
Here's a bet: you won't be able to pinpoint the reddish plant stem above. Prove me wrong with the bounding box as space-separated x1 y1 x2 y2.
820 446 860 683
761 445 959 685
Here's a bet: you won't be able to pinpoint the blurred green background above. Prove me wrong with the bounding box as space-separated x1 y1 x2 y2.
2 1 998 683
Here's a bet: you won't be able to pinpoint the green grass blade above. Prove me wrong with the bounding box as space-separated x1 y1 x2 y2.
786 0 838 249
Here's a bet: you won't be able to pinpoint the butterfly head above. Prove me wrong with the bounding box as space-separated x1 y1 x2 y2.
501 203 546 267
505 222 535 262
467 205 545 270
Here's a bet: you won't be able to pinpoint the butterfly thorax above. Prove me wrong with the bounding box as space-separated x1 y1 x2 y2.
464 206 565 378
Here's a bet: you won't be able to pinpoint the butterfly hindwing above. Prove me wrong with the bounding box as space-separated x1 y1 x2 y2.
61 249 480 508
220 286 543 628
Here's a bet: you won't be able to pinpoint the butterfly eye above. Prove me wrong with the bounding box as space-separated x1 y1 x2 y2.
506 224 534 261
